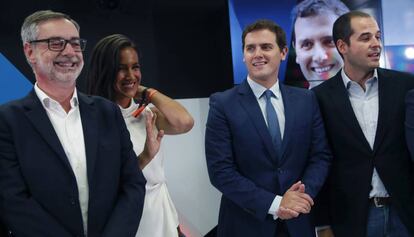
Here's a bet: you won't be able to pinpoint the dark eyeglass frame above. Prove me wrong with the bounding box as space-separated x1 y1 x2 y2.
29 37 87 52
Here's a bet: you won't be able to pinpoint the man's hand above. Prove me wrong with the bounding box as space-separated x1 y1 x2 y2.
277 181 314 220
277 206 300 219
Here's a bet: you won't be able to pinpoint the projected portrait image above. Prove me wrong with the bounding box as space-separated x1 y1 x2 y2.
291 0 349 89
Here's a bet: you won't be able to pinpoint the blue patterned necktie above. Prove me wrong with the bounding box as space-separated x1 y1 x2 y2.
263 90 282 152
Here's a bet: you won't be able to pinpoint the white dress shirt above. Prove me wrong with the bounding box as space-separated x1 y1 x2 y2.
34 83 89 235
341 69 389 198
247 77 285 219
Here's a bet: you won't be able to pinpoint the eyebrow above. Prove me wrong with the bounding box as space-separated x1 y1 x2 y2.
119 62 139 67
41 36 81 40
321 35 333 40
245 43 273 47
260 43 273 47
358 32 372 38
358 30 381 37
297 38 313 43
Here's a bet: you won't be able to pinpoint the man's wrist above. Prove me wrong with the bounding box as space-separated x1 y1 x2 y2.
268 195 283 219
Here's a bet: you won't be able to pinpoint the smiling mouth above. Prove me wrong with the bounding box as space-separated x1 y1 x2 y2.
252 61 267 66
122 81 137 89
368 52 380 58
54 61 78 68
311 65 334 74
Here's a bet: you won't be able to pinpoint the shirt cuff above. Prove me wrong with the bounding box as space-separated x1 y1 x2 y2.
316 225 331 231
268 195 283 220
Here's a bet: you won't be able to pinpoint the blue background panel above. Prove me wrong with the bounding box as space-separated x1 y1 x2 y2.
0 53 32 104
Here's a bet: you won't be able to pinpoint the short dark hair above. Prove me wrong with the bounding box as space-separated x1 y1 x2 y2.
333 10 372 47
86 34 138 102
291 0 349 44
21 10 80 43
242 19 287 50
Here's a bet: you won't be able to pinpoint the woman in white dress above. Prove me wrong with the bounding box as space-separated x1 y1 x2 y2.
86 34 194 237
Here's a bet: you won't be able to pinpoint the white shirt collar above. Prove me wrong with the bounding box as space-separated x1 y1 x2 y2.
341 68 378 89
247 76 282 100
34 82 79 109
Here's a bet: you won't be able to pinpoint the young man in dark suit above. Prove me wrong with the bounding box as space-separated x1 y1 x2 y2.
313 10 414 237
205 19 331 237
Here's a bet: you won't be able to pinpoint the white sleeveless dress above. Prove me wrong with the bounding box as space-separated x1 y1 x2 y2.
120 99 179 237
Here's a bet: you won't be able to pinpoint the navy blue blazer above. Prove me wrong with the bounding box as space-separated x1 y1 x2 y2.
0 90 146 237
205 80 331 237
406 89 414 163
313 68 414 237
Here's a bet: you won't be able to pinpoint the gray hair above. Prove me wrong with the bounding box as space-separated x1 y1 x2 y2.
21 10 80 44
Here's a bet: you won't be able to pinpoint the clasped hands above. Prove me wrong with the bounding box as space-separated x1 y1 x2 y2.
277 181 314 220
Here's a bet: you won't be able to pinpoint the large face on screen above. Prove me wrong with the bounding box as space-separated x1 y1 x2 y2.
294 12 343 86
243 29 287 85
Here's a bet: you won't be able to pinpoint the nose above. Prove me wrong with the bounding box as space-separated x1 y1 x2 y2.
371 37 381 49
253 48 263 58
312 44 328 63
126 68 141 81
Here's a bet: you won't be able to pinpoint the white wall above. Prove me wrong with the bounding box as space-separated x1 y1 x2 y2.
163 98 221 236
382 0 414 46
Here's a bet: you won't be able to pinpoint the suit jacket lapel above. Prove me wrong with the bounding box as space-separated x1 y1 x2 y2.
373 69 396 153
327 72 372 151
78 93 99 183
279 84 293 165
23 90 72 170
237 81 278 164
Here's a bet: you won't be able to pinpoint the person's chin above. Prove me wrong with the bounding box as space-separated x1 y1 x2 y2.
318 70 338 81
250 71 268 80
369 61 380 68
306 73 327 82
52 72 78 83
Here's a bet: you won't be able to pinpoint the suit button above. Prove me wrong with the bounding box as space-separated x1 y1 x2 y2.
277 168 283 174
70 199 76 206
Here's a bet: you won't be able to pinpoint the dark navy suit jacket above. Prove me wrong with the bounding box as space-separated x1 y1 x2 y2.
313 68 414 237
406 89 414 163
205 80 331 237
0 90 146 237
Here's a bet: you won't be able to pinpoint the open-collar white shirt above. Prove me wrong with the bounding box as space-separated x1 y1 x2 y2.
34 83 89 234
341 69 389 198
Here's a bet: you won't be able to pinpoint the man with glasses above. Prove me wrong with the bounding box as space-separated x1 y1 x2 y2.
28 37 87 52
0 10 146 237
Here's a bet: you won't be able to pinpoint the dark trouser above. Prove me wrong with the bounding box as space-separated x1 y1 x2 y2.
275 219 290 237
366 198 411 237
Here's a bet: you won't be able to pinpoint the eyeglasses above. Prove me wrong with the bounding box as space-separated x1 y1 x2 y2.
29 37 87 52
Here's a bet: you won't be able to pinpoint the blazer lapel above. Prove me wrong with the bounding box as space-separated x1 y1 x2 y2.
237 81 278 163
279 84 294 165
373 69 397 153
78 93 99 183
22 90 72 170
327 73 372 151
